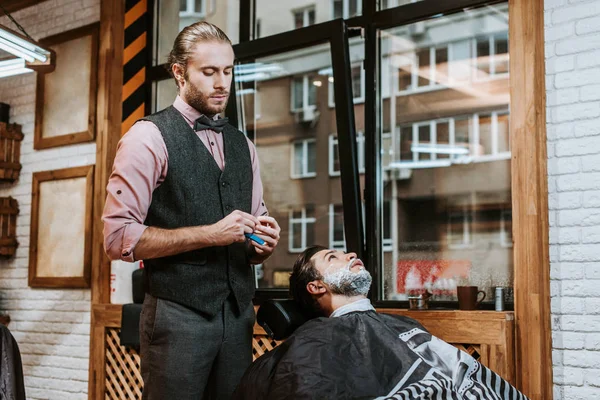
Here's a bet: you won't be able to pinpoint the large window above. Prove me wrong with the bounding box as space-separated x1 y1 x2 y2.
382 4 511 302
151 0 513 305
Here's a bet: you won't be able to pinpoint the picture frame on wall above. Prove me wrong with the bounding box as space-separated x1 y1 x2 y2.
34 23 99 150
29 165 94 288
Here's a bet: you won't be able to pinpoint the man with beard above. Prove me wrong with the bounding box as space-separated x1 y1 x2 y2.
102 22 280 399
233 246 527 400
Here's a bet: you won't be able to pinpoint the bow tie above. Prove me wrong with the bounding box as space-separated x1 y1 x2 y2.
193 115 229 133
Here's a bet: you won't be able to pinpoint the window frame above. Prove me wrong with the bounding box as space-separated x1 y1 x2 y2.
293 6 316 29
328 63 365 107
290 74 318 112
291 138 317 179
289 207 317 252
329 132 365 176
179 0 206 18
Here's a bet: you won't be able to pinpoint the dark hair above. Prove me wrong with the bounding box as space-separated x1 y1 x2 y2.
289 245 328 317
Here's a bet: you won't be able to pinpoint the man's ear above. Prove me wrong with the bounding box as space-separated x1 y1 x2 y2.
172 64 185 86
306 280 326 295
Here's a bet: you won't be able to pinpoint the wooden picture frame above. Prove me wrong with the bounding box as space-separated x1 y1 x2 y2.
29 165 94 288
34 23 99 150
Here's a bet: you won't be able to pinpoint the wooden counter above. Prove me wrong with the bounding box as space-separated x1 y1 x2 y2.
92 304 515 399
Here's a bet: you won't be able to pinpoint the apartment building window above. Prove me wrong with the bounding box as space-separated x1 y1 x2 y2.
332 0 361 19
292 138 317 178
397 34 508 94
329 204 345 249
475 33 509 79
294 7 316 29
291 75 317 111
179 0 205 17
329 132 365 176
447 208 472 249
392 109 510 168
328 64 365 106
289 206 316 252
383 201 393 251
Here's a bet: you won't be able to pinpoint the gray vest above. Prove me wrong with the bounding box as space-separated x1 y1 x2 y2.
140 106 255 317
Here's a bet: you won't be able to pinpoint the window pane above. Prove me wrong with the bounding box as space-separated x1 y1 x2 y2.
436 121 450 160
154 0 239 65
495 34 509 75
293 77 304 110
294 11 304 29
379 0 423 10
435 47 448 86
352 65 362 99
235 44 345 289
476 38 491 78
497 113 510 153
256 0 360 38
308 76 317 106
333 0 343 18
417 49 431 87
307 140 317 174
194 0 203 13
381 3 511 301
332 139 340 173
333 204 344 242
479 114 493 156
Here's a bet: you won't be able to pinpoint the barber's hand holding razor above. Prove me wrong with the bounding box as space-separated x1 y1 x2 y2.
248 215 281 261
211 210 259 246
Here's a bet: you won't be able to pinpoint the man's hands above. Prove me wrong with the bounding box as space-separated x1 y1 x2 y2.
210 210 259 246
248 216 281 264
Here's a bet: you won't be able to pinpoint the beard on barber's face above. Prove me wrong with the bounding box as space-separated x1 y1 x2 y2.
323 267 372 297
182 79 229 117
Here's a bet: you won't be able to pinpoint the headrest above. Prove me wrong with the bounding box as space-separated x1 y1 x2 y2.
257 299 309 340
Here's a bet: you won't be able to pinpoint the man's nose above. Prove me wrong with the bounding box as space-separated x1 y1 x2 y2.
214 73 226 89
346 252 357 261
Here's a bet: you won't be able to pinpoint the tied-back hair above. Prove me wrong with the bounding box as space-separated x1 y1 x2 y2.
289 245 328 318
167 21 232 88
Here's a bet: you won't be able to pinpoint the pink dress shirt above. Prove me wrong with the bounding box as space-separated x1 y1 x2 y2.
102 96 268 262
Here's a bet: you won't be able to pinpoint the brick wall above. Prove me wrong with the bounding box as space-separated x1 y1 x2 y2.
545 0 600 399
0 0 99 399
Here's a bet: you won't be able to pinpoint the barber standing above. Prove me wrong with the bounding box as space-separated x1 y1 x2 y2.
102 21 280 399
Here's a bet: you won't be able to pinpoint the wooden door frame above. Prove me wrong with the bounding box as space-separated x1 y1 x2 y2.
509 1 553 399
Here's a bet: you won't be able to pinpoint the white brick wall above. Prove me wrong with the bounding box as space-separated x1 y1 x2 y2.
0 0 99 399
546 0 600 398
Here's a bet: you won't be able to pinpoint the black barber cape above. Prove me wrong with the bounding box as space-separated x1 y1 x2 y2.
233 311 528 400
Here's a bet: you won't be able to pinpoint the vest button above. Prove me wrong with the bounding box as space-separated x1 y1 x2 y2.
222 181 227 187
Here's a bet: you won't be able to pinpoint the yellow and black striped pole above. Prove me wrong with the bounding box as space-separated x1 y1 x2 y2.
121 0 148 136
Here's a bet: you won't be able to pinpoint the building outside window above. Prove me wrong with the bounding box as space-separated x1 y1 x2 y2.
329 204 345 249
291 74 317 111
332 0 361 19
329 132 365 176
294 7 316 29
289 206 316 252
328 64 365 106
291 138 317 179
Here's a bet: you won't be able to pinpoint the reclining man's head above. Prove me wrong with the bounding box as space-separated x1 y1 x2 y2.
289 245 372 317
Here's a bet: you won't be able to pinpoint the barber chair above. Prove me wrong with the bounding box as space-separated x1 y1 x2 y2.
256 299 309 341
119 268 145 352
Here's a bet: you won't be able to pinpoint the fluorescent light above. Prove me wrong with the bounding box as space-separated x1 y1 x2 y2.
0 58 32 78
389 160 452 169
0 24 55 73
411 143 470 155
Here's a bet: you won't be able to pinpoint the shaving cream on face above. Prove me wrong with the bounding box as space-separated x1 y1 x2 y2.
323 258 372 296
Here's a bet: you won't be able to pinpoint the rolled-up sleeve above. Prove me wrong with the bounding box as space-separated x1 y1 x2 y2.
102 121 168 262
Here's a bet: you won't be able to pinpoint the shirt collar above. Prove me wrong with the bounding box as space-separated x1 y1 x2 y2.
329 298 375 318
173 95 219 128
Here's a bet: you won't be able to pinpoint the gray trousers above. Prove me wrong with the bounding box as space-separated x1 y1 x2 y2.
139 293 255 400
